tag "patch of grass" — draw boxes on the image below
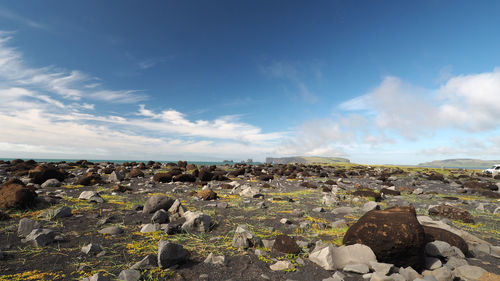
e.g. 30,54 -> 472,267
0,270 -> 66,281
61,184 -> 84,189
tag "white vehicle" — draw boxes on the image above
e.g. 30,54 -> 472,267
483,164 -> 500,174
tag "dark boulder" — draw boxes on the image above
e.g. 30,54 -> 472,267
352,188 -> 382,202
198,170 -> 214,181
272,234 -> 300,255
76,172 -> 101,186
428,204 -> 474,224
380,188 -> 401,196
129,168 -> 144,178
153,173 -> 172,183
173,173 -> 196,182
28,165 -> 66,185
0,182 -> 37,209
343,206 -> 425,270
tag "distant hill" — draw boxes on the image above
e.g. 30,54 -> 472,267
265,156 -> 350,164
418,159 -> 500,169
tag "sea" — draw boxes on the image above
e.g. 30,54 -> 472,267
0,158 -> 261,166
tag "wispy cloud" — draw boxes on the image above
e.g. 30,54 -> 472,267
261,60 -> 319,104
0,7 -> 47,30
0,31 -> 284,160
0,32 -> 145,103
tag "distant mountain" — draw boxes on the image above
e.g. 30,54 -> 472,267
265,156 -> 350,164
418,159 -> 500,169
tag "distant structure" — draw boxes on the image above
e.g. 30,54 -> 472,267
247,159 -> 253,163
265,156 -> 350,165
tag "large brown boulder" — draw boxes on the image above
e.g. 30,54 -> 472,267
76,172 -> 101,186
153,173 -> 172,183
0,182 -> 37,209
129,168 -> 144,178
423,226 -> 469,256
173,173 -> 196,182
272,234 -> 300,255
28,164 -> 66,185
343,206 -> 425,270
428,204 -> 474,224
352,188 -> 382,202
197,189 -> 217,200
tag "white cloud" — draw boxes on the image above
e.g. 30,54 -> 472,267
0,7 -> 47,30
261,60 -> 319,104
0,32 -> 145,103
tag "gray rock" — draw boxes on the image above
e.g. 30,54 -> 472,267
331,219 -> 347,228
332,206 -> 354,215
490,245 -> 500,258
369,272 -> 391,281
79,191 -> 104,203
18,218 -> 41,238
204,252 -> 226,265
118,269 -> 141,281
239,185 -> 262,198
270,260 -> 295,271
232,225 -> 263,249
157,240 -> 190,269
425,257 -> 442,270
256,201 -> 268,209
151,209 -> 169,224
140,223 -> 161,233
42,206 -> 72,220
143,195 -> 174,214
445,257 -> 468,270
99,226 -> 124,235
130,254 -> 157,270
425,241 -> 454,257
399,266 -> 421,281
41,178 -> 61,188
167,199 -> 186,216
262,239 -> 275,248
322,195 -> 338,205
109,171 -> 125,182
22,228 -> 55,247
388,273 -> 406,281
428,266 -> 453,281
344,263 -> 370,274
309,244 -> 336,270
82,243 -> 102,255
331,244 -> 377,270
280,218 -> 292,224
369,261 -> 393,275
452,265 -> 487,281
362,201 -> 380,212
313,207 -> 325,213
413,188 -> 424,195
181,211 -> 211,232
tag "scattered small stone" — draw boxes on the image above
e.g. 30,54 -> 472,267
313,207 -> 325,212
130,254 -> 157,270
399,266 -> 421,281
82,243 -> 102,255
118,269 -> 140,281
362,201 -> 380,212
22,228 -> 55,247
425,257 -> 442,270
80,272 -> 110,281
332,206 -> 354,215
41,206 -> 72,219
270,260 -> 295,271
140,223 -> 161,233
41,178 -> 61,188
157,240 -> 190,269
232,225 -> 263,249
18,218 -> 41,238
204,252 -> 226,265
181,211 -> 211,232
79,191 -> 104,203
272,234 -> 300,255
99,226 -> 124,235
452,265 -> 487,281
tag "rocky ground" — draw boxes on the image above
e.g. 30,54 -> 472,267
0,159 -> 499,281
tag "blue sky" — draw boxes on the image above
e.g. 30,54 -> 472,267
1,1 -> 500,164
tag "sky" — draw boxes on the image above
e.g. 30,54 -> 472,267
1,0 -> 500,164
